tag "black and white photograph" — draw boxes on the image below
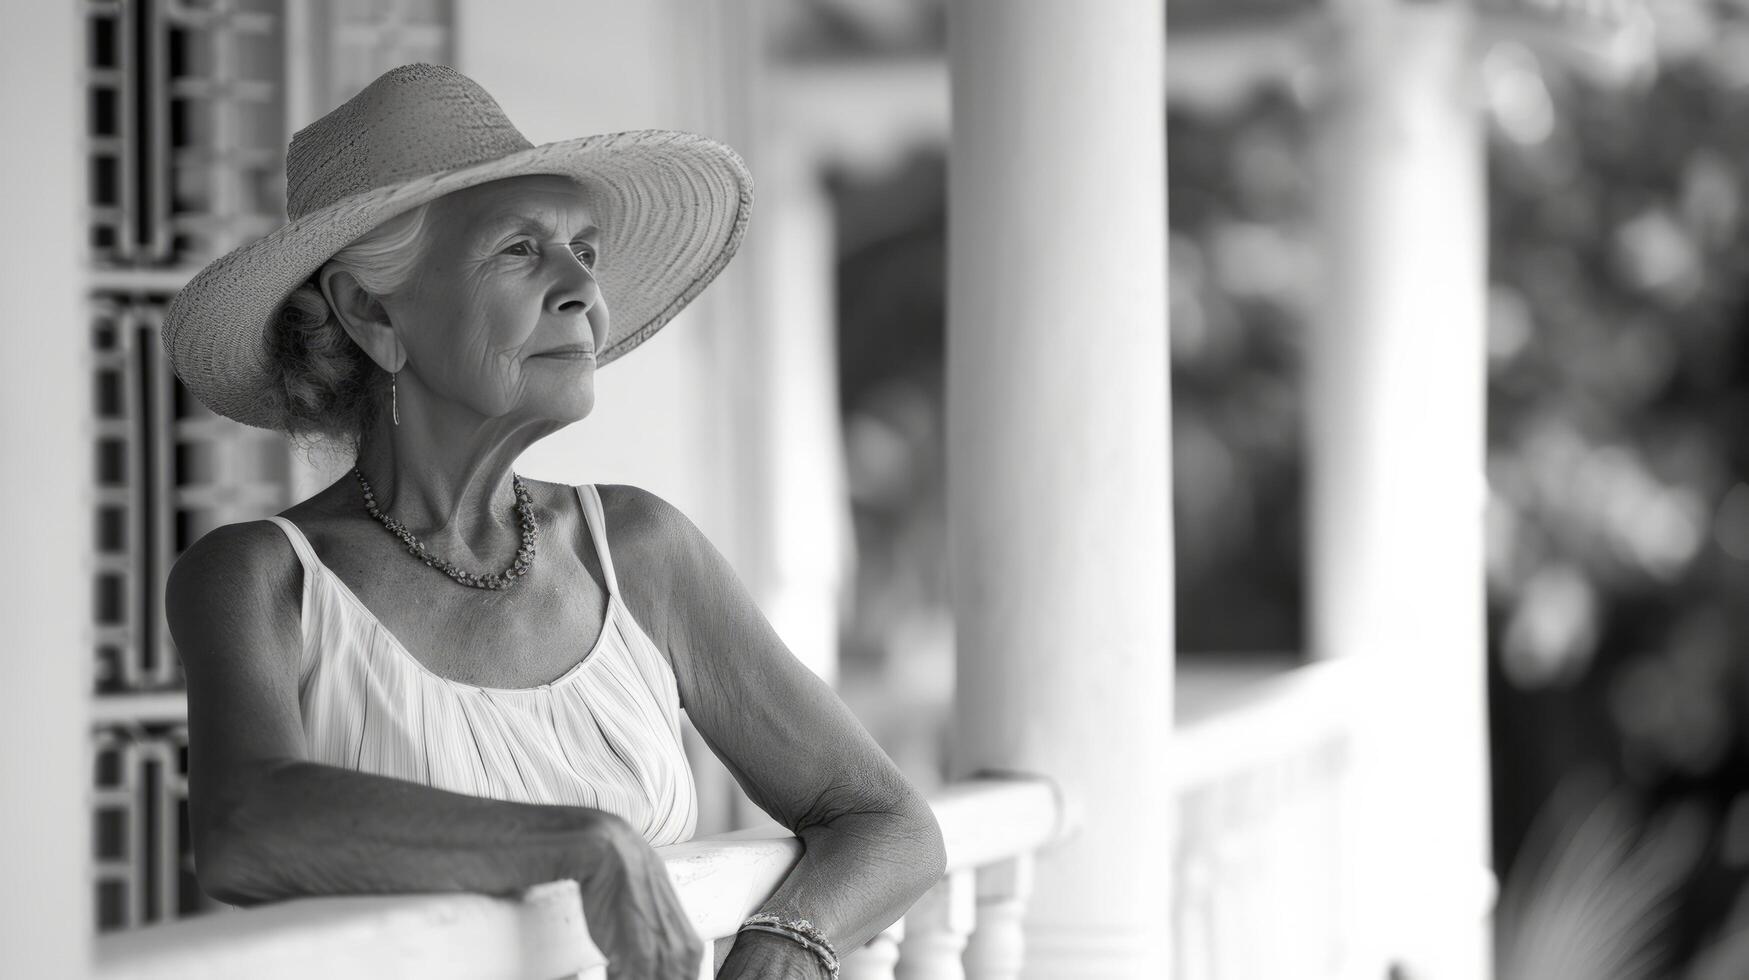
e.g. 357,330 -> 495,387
4,1 -> 1749,978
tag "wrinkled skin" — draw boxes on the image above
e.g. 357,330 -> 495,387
577,815 -> 704,979
717,928 -> 833,979
322,172 -> 610,445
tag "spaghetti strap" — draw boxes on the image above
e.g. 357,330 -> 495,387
263,515 -> 320,576
574,484 -> 621,598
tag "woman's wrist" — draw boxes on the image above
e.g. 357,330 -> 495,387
555,807 -> 635,881
729,927 -> 835,979
737,912 -> 840,979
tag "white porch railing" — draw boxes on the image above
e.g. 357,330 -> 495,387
94,661 -> 1493,979
1172,656 -> 1362,980
1172,654 -> 1497,980
94,776 -> 1063,980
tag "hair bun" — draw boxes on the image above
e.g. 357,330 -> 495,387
267,281 -> 381,442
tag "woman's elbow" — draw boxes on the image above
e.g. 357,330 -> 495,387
190,768 -> 295,906
194,824 -> 274,907
911,805 -> 948,890
870,791 -> 945,904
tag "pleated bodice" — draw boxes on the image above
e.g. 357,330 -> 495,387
263,483 -> 697,846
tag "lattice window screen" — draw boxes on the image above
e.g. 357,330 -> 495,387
91,294 -> 183,696
84,0 -> 450,932
91,722 -> 194,931
328,0 -> 453,98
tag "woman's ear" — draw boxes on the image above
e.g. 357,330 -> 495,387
318,267 -> 404,373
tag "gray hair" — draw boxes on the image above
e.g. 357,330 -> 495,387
265,203 -> 433,446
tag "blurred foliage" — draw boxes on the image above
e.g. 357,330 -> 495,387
1168,89 -> 1312,654
770,0 -> 944,59
831,152 -> 953,784
1496,773 -> 1708,980
1485,50 -> 1749,973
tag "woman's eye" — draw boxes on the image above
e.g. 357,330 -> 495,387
571,244 -> 597,267
504,240 -> 535,256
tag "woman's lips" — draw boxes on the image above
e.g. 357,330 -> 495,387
533,346 -> 596,360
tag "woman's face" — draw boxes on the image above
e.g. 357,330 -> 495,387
383,174 -> 609,426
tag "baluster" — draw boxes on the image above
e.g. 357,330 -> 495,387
697,937 -> 717,980
842,922 -> 904,980
1176,842 -> 1216,980
963,856 -> 1033,980
897,869 -> 974,979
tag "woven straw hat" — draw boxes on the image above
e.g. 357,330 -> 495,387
162,63 -> 753,429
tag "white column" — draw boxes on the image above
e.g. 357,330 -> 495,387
745,145 -> 850,685
947,2 -> 1173,976
1308,1 -> 1492,976
0,4 -> 90,978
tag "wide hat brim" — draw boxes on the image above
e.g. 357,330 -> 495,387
162,129 -> 752,430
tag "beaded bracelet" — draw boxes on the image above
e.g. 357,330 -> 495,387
737,912 -> 841,979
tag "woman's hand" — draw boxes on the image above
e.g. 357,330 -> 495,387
573,812 -> 703,979
716,929 -> 833,980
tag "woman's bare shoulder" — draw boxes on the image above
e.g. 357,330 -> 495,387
588,484 -> 719,605
166,518 -> 311,783
164,518 -> 303,640
592,483 -> 686,542
591,483 -> 726,570
172,519 -> 298,579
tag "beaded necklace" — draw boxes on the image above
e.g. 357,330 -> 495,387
353,465 -> 537,591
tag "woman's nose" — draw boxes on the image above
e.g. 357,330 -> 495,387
547,246 -> 599,316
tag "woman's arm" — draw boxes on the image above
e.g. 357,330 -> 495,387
606,487 -> 948,961
166,522 -> 701,978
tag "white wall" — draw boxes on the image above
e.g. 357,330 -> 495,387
0,4 -> 92,976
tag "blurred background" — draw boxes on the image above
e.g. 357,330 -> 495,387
6,0 -> 1749,977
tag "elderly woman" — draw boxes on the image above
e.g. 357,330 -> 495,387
162,64 -> 944,979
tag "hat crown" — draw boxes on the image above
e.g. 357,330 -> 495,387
286,63 -> 534,219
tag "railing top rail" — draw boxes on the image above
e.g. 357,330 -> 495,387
94,880 -> 598,980
94,774 -> 1064,980
664,833 -> 802,939
1170,654 -> 1380,789
933,774 -> 1063,872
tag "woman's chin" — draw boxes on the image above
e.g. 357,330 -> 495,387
542,390 -> 596,425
